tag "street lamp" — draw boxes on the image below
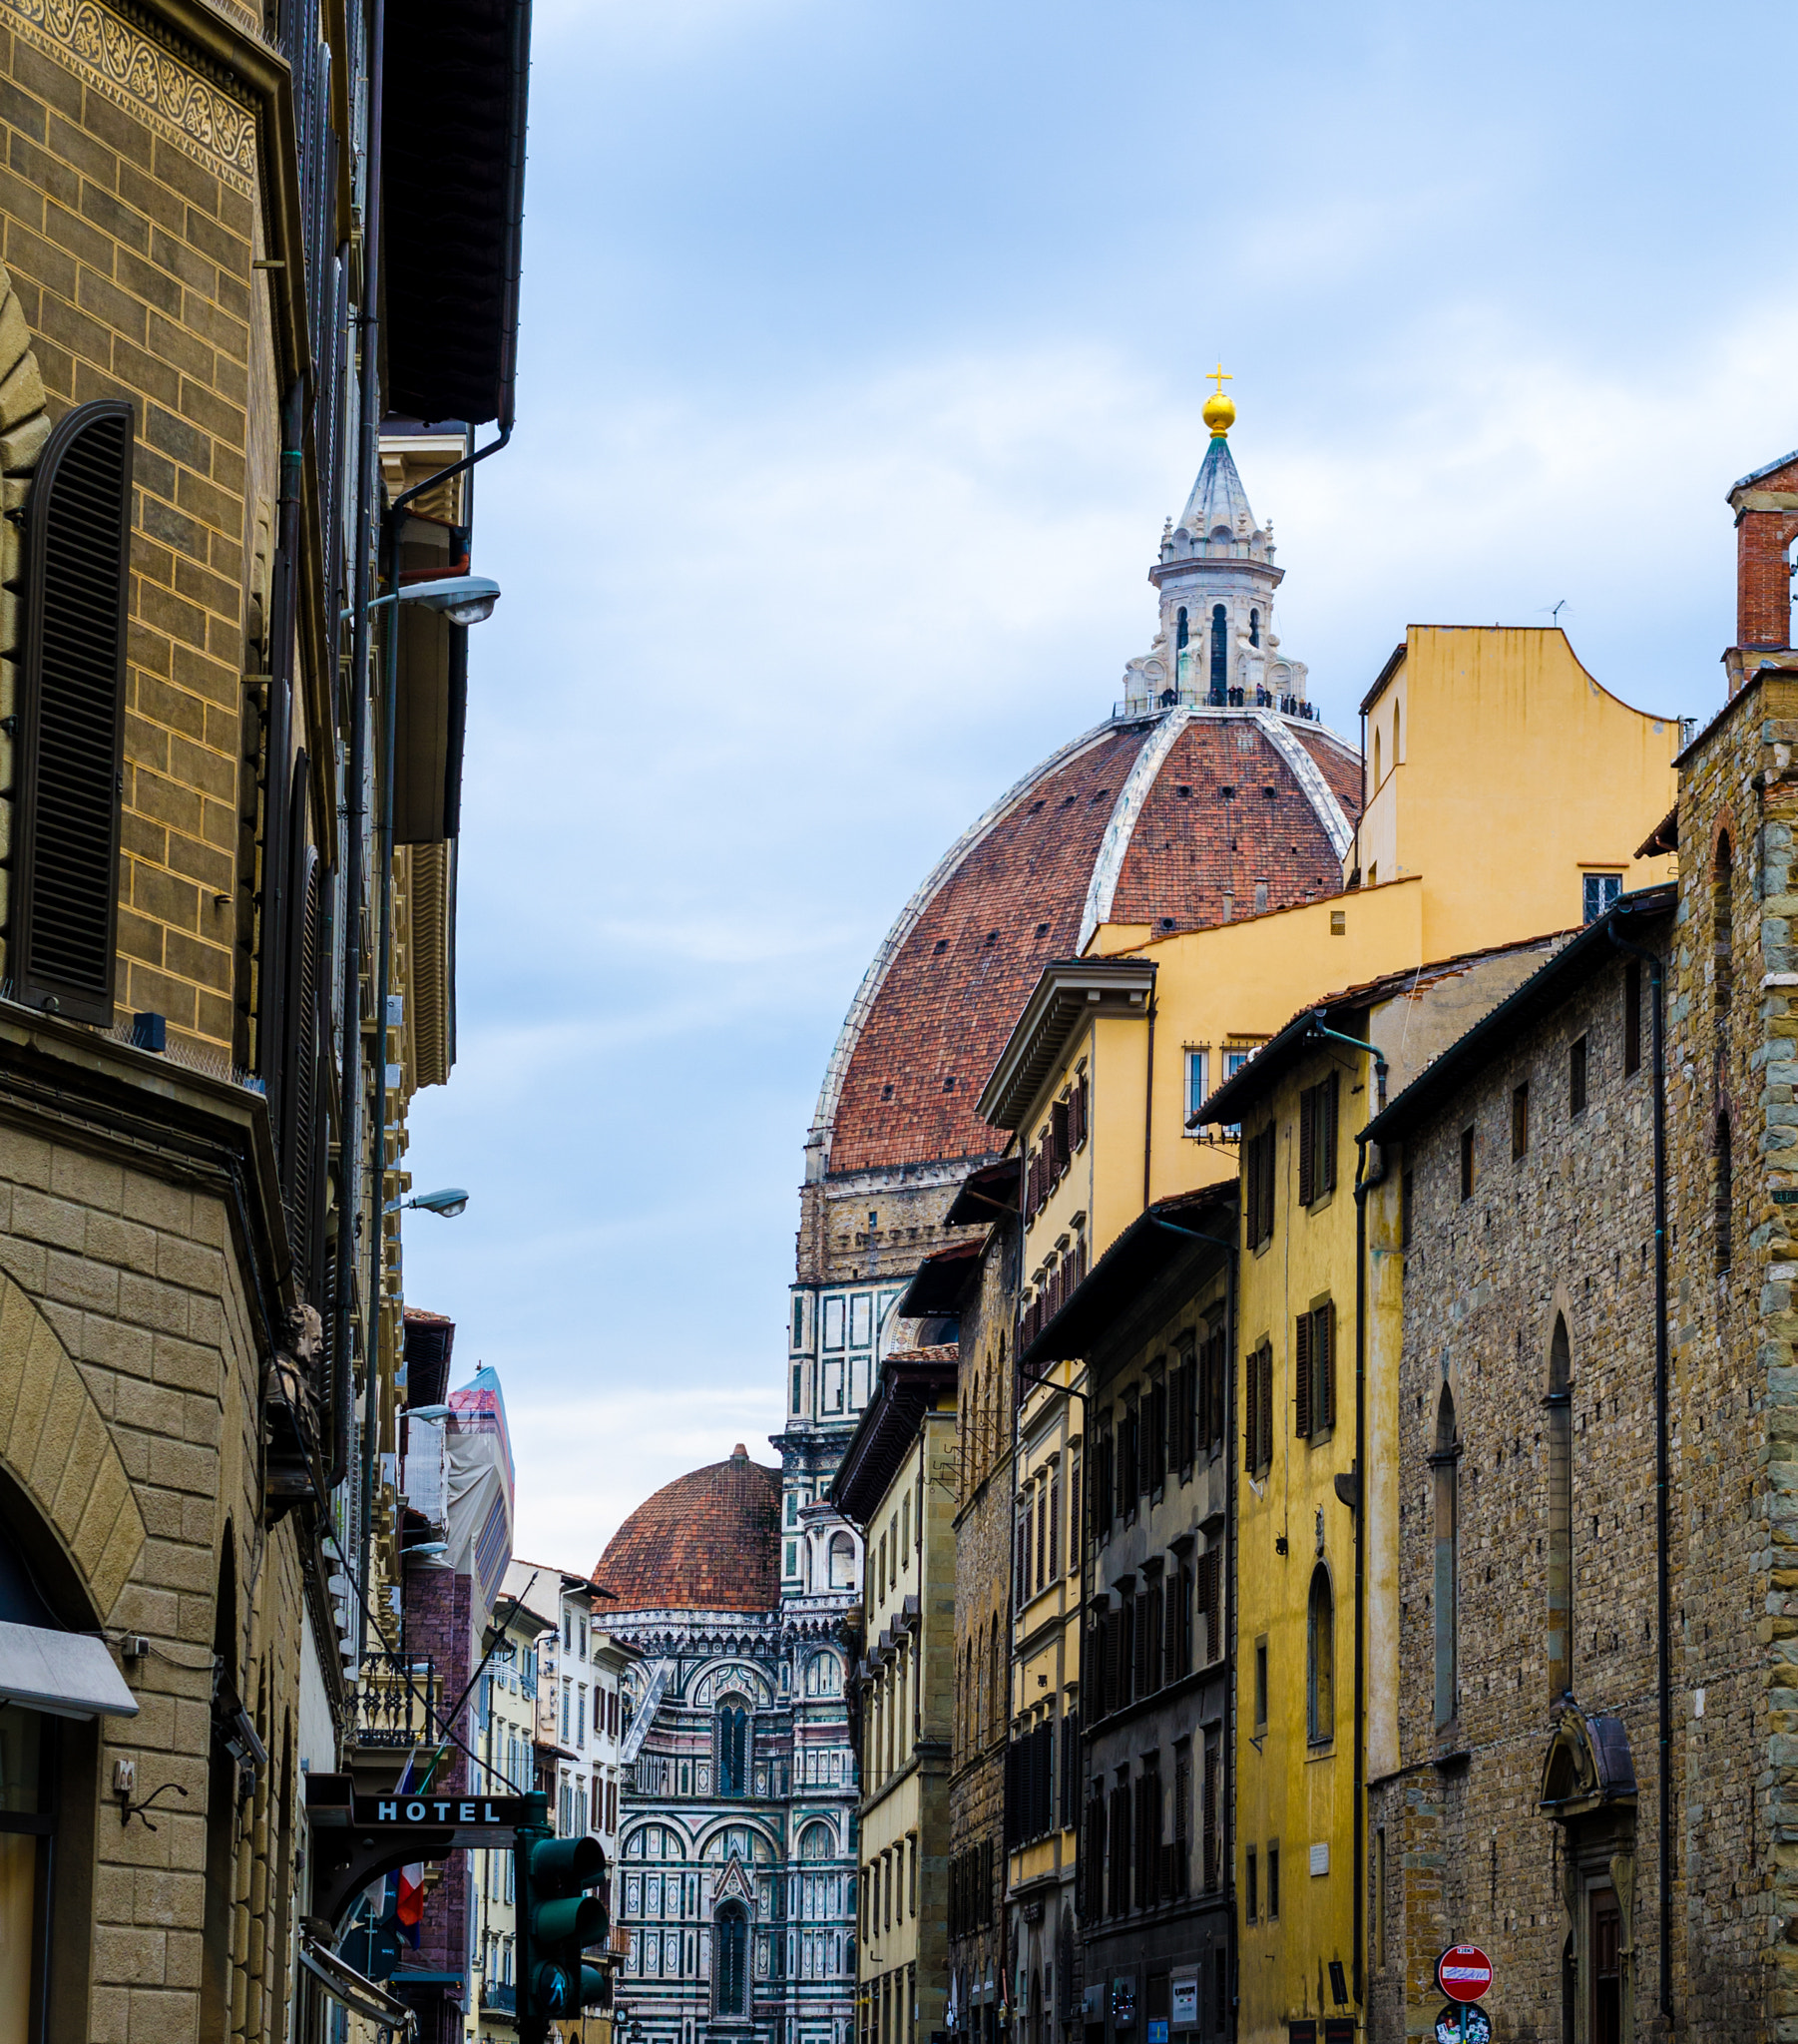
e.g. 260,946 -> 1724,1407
384,1186 -> 470,1218
339,573 -> 502,628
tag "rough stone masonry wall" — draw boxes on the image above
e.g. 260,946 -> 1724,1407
1663,673 -> 1798,2043
0,1100 -> 309,2044
1370,945 -> 1664,2042
952,1219 -> 1019,2029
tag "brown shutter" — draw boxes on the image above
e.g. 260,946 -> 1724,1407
1297,1083 -> 1315,1206
1262,1346 -> 1275,1466
1318,1301 -> 1335,1429
1323,1070 -> 1339,1194
1244,1343 -> 1258,1472
1261,1126 -> 1277,1242
11,400 -> 135,1023
1295,1313 -> 1312,1438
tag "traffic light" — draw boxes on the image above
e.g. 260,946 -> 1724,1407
517,1791 -> 610,2044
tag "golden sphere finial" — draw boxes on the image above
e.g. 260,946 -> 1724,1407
1202,361 -> 1234,437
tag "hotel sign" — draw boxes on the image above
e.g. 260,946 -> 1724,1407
360,1793 -> 526,1827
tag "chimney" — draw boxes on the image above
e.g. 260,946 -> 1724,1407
1729,452 -> 1798,661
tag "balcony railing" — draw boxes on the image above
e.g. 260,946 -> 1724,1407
481,1979 -> 517,2015
351,1654 -> 442,1749
1111,687 -> 1319,723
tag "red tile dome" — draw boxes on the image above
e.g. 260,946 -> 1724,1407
592,1444 -> 780,1613
812,709 -> 1361,1178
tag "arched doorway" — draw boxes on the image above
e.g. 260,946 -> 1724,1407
714,1900 -> 748,2016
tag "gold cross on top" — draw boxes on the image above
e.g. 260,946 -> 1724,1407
1206,362 -> 1232,398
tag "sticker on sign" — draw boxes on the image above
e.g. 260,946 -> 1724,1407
1435,1946 -> 1494,2002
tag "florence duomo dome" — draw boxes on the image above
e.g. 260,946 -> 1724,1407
595,383 -> 1363,2044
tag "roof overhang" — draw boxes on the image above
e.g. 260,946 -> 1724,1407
383,0 -> 533,427
1019,1187 -> 1235,1373
943,1160 -> 1019,1229
977,960 -> 1156,1132
895,1239 -> 984,1319
1636,803 -> 1677,859
1192,1001 -> 1362,1131
1363,886 -> 1675,1147
829,1353 -> 959,1527
1359,641 -> 1408,717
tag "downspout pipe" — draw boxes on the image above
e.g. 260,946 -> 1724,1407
1607,908 -> 1670,2024
346,0 -> 387,1648
1305,1016 -> 1388,2008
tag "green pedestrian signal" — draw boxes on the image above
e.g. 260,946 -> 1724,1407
516,1791 -> 610,2044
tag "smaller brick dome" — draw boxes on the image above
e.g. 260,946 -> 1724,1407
593,1444 -> 780,1614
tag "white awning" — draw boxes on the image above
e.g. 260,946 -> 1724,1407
0,1620 -> 138,1719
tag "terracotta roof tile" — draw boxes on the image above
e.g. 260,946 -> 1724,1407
592,1445 -> 780,1613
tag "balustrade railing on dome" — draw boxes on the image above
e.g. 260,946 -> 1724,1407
1111,687 -> 1319,723
351,1653 -> 442,1749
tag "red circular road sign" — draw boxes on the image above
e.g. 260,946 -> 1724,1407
1436,1947 -> 1494,2003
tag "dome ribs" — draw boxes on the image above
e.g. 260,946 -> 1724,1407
827,732 -> 1142,1175
1107,722 -> 1347,931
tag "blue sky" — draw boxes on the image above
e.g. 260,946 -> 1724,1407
402,0 -> 1798,1569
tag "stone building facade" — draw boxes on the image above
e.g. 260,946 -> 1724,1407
0,0 -> 533,2031
1361,895 -> 1674,2041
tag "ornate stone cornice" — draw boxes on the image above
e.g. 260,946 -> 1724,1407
1,0 -> 256,193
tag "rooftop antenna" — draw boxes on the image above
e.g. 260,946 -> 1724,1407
1537,600 -> 1570,626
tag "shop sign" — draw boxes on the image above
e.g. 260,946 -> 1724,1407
1169,1974 -> 1198,2031
1112,1979 -> 1136,2028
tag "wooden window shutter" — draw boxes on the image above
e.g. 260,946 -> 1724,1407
11,400 -> 135,1023
1244,1344 -> 1258,1472
1261,1346 -> 1275,1466
281,838 -> 322,1290
1323,1071 -> 1339,1194
1297,1083 -> 1315,1205
1261,1125 -> 1277,1242
1294,1312 -> 1312,1438
1317,1302 -> 1335,1430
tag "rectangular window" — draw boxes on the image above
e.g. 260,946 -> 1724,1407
850,1293 -> 873,1345
1294,1302 -> 1335,1439
1267,1841 -> 1280,1920
1245,1845 -> 1257,1924
1571,1034 -> 1588,1118
823,1296 -> 845,1349
1254,1637 -> 1268,1729
1185,1049 -> 1208,1133
1297,1072 -> 1339,1207
1512,1081 -> 1529,1160
1459,1125 -> 1475,1203
1624,959 -> 1642,1077
1401,1169 -> 1415,1250
1583,871 -> 1621,924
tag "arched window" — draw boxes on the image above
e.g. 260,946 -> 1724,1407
716,1697 -> 748,1798
1175,605 -> 1188,650
1248,608 -> 1260,647
799,1819 -> 834,1860
1306,1566 -> 1334,1744
988,1616 -> 1002,1743
1715,832 -> 1734,1014
1432,1385 -> 1459,1727
12,400 -> 135,1022
1392,700 -> 1401,764
1546,1314 -> 1573,1700
1209,605 -> 1228,698
1716,1111 -> 1733,1274
1373,728 -> 1382,789
714,1902 -> 748,2014
828,1533 -> 855,1590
